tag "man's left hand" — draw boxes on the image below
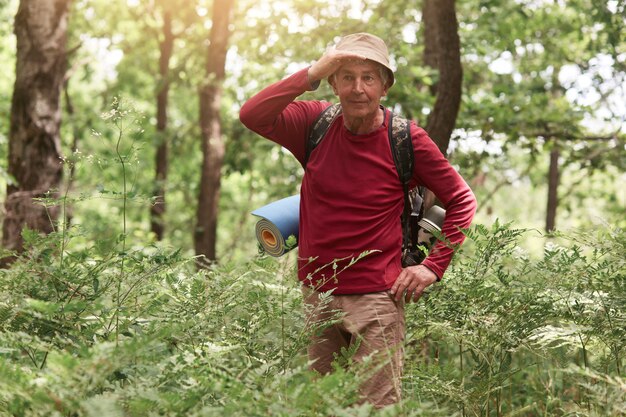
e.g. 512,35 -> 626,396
390,265 -> 438,303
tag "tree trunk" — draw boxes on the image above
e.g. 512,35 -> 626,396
2,0 -> 69,266
194,0 -> 235,265
424,0 -> 463,155
546,143 -> 560,233
150,9 -> 174,241
421,0 -> 463,210
422,0 -> 438,96
545,70 -> 563,234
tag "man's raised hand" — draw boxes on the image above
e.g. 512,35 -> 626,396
307,48 -> 367,86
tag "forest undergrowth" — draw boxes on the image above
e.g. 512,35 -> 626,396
0,218 -> 623,416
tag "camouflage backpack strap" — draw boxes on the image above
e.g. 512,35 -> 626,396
388,113 -> 414,185
304,103 -> 342,168
387,112 -> 417,266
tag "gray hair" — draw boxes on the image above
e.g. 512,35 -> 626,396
378,65 -> 391,87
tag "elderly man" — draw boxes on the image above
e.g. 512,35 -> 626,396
240,33 -> 476,407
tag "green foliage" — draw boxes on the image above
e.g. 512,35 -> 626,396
402,222 -> 625,416
3,0 -> 623,256
0,0 -> 17,183
1,1 -> 625,413
1,218 -> 624,415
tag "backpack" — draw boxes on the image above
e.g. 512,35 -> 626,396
303,103 -> 426,267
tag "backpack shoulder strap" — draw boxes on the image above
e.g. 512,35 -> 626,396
304,103 -> 342,168
387,112 -> 420,264
388,112 -> 414,185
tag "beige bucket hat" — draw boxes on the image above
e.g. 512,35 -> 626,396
334,32 -> 395,86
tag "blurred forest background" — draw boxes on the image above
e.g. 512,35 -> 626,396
0,0 -> 624,416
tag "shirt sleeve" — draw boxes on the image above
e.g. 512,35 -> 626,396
410,123 -> 477,279
239,67 -> 328,165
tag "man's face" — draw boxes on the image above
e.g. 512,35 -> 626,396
330,60 -> 389,122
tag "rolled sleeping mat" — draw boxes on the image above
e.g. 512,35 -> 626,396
251,194 -> 300,256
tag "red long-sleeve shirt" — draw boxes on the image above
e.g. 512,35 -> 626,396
240,68 -> 476,294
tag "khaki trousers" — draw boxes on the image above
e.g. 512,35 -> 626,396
302,286 -> 405,408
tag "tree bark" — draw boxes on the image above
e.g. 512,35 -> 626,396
194,0 -> 235,265
150,9 -> 174,241
2,0 -> 70,266
424,0 -> 463,155
546,143 -> 560,233
422,0 -> 438,96
421,0 -> 463,211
